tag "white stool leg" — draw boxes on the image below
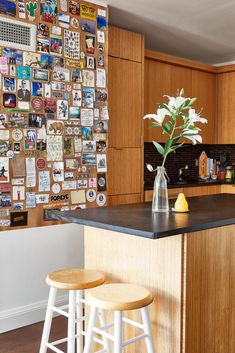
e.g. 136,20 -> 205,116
76,290 -> 83,353
39,287 -> 57,353
83,306 -> 98,353
114,311 -> 123,353
98,309 -> 110,353
67,290 -> 76,353
141,307 -> 155,353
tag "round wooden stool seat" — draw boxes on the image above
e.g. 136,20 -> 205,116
46,268 -> 105,290
86,283 -> 153,311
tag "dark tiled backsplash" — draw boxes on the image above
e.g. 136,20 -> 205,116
144,142 -> 235,187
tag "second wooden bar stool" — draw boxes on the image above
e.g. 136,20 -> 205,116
84,283 -> 155,353
39,268 -> 105,353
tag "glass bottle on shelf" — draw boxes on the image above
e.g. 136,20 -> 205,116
152,166 -> 169,212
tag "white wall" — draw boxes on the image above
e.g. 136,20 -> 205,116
0,223 -> 84,333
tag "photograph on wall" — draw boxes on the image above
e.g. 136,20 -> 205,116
24,129 -> 36,150
58,13 -> 70,28
0,157 -> 9,183
71,69 -> 82,82
53,161 -> 64,182
17,79 -> 30,102
3,93 -> 16,108
41,54 -> 54,69
29,114 -> 46,128
80,19 -> 96,34
82,88 -> 94,108
32,82 -> 43,96
51,81 -> 66,91
0,192 -> 11,207
64,137 -> 74,155
37,38 -> 50,53
97,154 -> 107,172
23,52 -> 41,68
81,126 -> 93,140
69,0 -> 79,15
52,67 -> 70,81
86,56 -> 95,69
85,35 -> 95,54
82,153 -> 96,165
65,158 -> 79,170
82,140 -> 96,153
94,120 -> 107,133
82,70 -> 94,87
45,99 -> 57,113
96,141 -> 106,153
72,90 -> 81,106
57,100 -> 68,119
2,48 -> 23,65
3,77 -> 16,92
40,0 -> 58,24
0,0 -> 17,17
33,69 -> 49,81
17,65 -> 32,80
37,22 -> 50,37
64,30 -> 80,59
50,35 -> 63,56
69,106 -> 80,120
47,120 -> 64,134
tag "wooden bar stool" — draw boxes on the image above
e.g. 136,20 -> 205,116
39,268 -> 105,353
84,283 -> 155,353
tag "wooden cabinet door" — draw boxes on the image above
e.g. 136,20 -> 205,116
170,65 -> 192,97
109,26 -> 143,62
144,59 -> 171,142
108,57 -> 143,148
192,70 -> 216,144
217,72 -> 235,143
107,148 -> 142,195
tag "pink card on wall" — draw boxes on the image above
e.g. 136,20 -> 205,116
0,57 -> 8,75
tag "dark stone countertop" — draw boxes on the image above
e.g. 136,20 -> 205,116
46,194 -> 235,239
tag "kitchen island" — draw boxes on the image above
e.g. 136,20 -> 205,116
48,194 -> 235,353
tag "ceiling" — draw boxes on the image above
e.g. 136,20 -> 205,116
107,0 -> 235,65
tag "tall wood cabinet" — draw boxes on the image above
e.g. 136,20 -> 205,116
108,27 -> 144,205
144,52 -> 216,144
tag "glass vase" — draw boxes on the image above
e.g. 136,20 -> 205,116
152,166 -> 169,212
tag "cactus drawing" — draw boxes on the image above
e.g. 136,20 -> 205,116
26,2 -> 38,20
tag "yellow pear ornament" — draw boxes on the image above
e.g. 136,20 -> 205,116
174,193 -> 189,212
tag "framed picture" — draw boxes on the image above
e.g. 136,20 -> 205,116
33,69 -> 49,82
86,56 -> 95,69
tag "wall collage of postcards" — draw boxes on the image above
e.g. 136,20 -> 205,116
0,0 -> 108,229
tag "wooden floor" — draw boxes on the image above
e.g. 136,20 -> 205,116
0,316 -> 67,353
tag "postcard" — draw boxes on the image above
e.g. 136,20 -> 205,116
26,192 -> 36,208
3,77 -> 16,92
82,127 -> 92,140
97,173 -> 106,191
50,35 -> 63,56
64,30 -> 80,59
53,161 -> 64,182
80,4 -> 96,21
82,70 -> 94,87
3,93 -> 16,108
97,154 -> 107,172
47,120 -> 64,135
45,99 -> 57,113
52,67 -> 70,81
41,54 -> 54,69
80,18 -> 96,34
62,181 -> 76,190
26,158 -> 36,187
72,69 -> 82,82
81,109 -> 93,126
82,140 -> 96,153
40,0 -> 58,24
23,52 -> 41,68
0,0 -> 16,17
82,153 -> 96,165
72,90 -> 81,106
12,186 -> 25,201
33,69 -> 49,81
57,100 -> 68,120
69,107 -> 80,120
29,114 -> 46,128
94,120 -> 107,133
69,0 -> 79,15
96,68 -> 106,88
24,129 -> 36,150
37,23 -> 49,37
38,171 -> 50,192
0,157 -> 9,183
36,194 -> 49,204
65,158 -> 79,170
2,48 -> 23,65
0,57 -> 9,75
12,156 -> 25,177
82,88 -> 94,108
70,190 -> 86,204
85,35 -> 95,54
17,79 -> 30,102
47,135 -> 63,161
0,192 -> 11,207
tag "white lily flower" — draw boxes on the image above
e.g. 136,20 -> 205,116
167,96 -> 188,109
183,128 -> 200,135
146,164 -> 154,172
144,108 -> 168,124
184,134 -> 202,144
188,108 -> 207,124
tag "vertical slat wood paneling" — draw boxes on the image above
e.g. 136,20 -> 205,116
85,226 -> 183,353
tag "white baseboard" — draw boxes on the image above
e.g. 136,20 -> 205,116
0,294 -> 68,333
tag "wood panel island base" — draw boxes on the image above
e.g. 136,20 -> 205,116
47,194 -> 235,353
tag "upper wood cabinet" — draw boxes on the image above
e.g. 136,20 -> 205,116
144,57 -> 216,144
192,70 -> 216,144
108,26 -> 143,62
144,59 -> 171,143
108,56 -> 143,148
217,72 -> 235,144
